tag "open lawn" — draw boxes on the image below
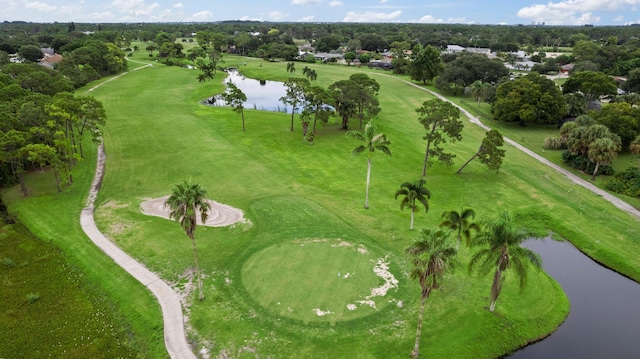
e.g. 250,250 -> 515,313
4,55 -> 639,358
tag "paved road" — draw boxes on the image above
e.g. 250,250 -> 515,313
375,73 -> 640,220
79,118 -> 196,356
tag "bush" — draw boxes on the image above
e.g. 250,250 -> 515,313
543,137 -> 567,150
606,167 -> 640,197
1,257 -> 16,267
562,151 -> 615,176
26,293 -> 40,304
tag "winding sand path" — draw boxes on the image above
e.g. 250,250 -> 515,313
80,154 -> 197,357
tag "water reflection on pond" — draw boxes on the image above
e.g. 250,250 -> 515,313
204,69 -> 292,113
510,237 -> 640,358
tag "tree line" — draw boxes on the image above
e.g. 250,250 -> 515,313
0,63 -> 106,193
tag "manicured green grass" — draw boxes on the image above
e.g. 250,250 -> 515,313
5,55 -> 638,358
0,222 -> 143,358
242,239 -> 386,323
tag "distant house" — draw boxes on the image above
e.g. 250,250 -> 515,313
39,54 -> 63,69
369,58 -> 393,70
465,47 -> 491,56
509,50 -> 527,60
560,63 -> 575,76
313,53 -> 343,62
446,45 -> 466,54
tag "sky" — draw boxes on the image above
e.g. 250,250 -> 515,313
2,0 -> 640,26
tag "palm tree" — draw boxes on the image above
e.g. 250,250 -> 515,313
468,211 -> 541,312
588,136 -> 621,181
286,62 -> 295,73
440,207 -> 480,248
165,179 -> 211,301
406,227 -> 457,358
468,80 -> 492,105
394,179 -> 431,230
346,120 -> 391,209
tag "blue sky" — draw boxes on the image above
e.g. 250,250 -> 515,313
2,0 -> 640,25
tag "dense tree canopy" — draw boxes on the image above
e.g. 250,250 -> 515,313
435,52 -> 509,95
562,71 -> 617,101
591,102 -> 640,148
408,45 -> 443,85
491,73 -> 565,126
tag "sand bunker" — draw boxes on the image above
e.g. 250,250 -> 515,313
140,196 -> 246,227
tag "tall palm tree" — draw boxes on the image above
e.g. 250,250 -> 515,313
406,227 -> 457,358
469,80 -> 492,105
395,179 -> 431,230
346,120 -> 391,209
588,137 -> 620,181
468,211 -> 541,312
165,179 -> 211,301
439,207 -> 480,248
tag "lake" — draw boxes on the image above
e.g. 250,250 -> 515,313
510,237 -> 640,358
204,68 -> 292,113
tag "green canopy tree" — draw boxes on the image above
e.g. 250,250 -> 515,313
346,120 -> 391,209
406,227 -> 457,358
349,73 -> 381,129
165,180 -> 211,301
491,73 -> 565,126
416,99 -> 463,176
439,207 -> 480,248
394,179 -> 431,230
280,77 -> 309,132
468,211 -> 541,312
221,82 -> 248,131
302,85 -> 333,133
409,45 -> 443,85
457,130 -> 506,174
562,71 -> 617,102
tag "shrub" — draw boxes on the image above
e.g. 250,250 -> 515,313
26,293 -> 40,304
543,137 -> 567,150
1,257 -> 16,267
562,151 -> 615,175
606,167 -> 640,197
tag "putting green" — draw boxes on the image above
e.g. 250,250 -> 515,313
241,239 -> 399,323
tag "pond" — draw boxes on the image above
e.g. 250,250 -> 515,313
510,237 -> 640,358
204,68 -> 292,113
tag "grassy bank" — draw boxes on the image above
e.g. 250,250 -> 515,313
0,220 -> 145,358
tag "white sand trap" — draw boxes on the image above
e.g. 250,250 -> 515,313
140,196 -> 246,227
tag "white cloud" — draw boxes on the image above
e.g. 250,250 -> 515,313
298,15 -> 315,21
110,0 -> 160,15
291,0 -> 322,5
269,11 -> 289,20
416,15 -> 444,23
380,0 -> 389,3
614,15 -> 624,21
186,10 -> 213,21
173,2 -> 183,8
516,0 -> 640,25
328,0 -> 343,6
343,10 -> 402,22
25,2 -> 57,12
239,15 -> 264,21
447,17 -> 466,23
